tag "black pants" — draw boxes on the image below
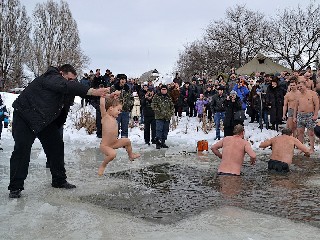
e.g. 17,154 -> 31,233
8,112 -> 67,191
95,107 -> 102,137
144,116 -> 156,143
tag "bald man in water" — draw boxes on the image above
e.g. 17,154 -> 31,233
259,128 -> 310,173
211,124 -> 256,176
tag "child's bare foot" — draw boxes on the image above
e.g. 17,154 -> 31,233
129,153 -> 140,161
98,165 -> 106,176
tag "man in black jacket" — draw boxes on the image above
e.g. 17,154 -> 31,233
8,64 -> 108,198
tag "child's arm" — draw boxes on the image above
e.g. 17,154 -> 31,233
100,97 -> 107,118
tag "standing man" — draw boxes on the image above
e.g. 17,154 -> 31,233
211,124 -> 256,176
210,85 -> 226,140
0,95 -> 9,150
151,84 -> 174,149
293,79 -> 319,153
110,74 -> 133,138
283,78 -> 299,136
8,64 -> 108,198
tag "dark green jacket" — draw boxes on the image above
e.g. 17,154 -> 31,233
110,82 -> 133,112
151,93 -> 174,120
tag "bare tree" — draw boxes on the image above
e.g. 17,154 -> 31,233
27,0 -> 89,77
262,2 -> 320,71
0,0 -> 31,89
205,5 -> 267,69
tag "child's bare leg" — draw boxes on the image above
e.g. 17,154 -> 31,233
98,145 -> 116,176
112,138 -> 140,161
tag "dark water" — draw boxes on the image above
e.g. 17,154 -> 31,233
80,155 -> 320,226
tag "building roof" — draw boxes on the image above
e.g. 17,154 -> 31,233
236,53 -> 292,75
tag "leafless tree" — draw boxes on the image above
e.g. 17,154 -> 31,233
205,5 -> 267,69
262,1 -> 320,71
0,0 -> 31,89
176,5 -> 267,79
27,0 -> 89,77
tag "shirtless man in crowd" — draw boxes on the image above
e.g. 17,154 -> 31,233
259,128 -> 310,173
303,73 -> 315,91
211,124 -> 256,176
293,79 -> 319,153
283,78 -> 299,137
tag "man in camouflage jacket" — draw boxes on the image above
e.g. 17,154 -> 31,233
151,84 -> 174,149
110,74 -> 134,138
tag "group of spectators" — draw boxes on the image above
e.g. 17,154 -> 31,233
79,66 -> 320,150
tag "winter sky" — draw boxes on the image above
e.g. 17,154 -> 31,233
24,0 -> 311,77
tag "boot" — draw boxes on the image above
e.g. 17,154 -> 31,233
161,140 -> 169,148
156,138 -> 162,149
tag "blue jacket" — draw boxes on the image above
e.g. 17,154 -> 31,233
232,84 -> 250,110
0,100 -> 9,125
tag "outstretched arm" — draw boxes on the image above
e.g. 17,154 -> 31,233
100,97 -> 107,118
259,139 -> 272,149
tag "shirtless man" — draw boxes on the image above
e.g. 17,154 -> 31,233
293,79 -> 319,153
283,78 -> 299,136
211,124 -> 256,176
259,128 -> 310,172
303,73 -> 315,91
98,94 -> 140,176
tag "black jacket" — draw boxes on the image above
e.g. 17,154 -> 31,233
12,67 -> 89,133
223,97 -> 243,127
141,96 -> 155,117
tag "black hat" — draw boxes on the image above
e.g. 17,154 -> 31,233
116,74 -> 127,81
217,85 -> 225,90
161,84 -> 168,89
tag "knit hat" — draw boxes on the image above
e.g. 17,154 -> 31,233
230,90 -> 237,96
116,74 -> 127,81
161,84 -> 168,90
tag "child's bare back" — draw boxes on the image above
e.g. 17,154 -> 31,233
98,95 -> 140,176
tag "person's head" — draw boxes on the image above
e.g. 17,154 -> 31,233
160,85 -> 168,94
288,79 -> 297,91
297,76 -> 307,91
59,64 -> 77,80
271,77 -> 278,88
117,74 -> 127,86
230,74 -> 236,81
199,93 -> 204,99
105,97 -> 122,118
230,90 -> 237,99
282,128 -> 293,136
218,85 -> 225,95
233,124 -> 244,137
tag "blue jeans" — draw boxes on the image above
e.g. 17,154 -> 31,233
117,111 -> 130,138
156,119 -> 170,141
214,112 -> 225,138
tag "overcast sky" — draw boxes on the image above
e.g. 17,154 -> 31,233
24,0 -> 310,77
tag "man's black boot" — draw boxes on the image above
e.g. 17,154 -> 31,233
161,141 -> 169,148
9,190 -> 22,198
156,138 -> 162,149
52,181 -> 76,189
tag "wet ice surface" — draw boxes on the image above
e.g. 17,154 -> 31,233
1,140 -> 320,239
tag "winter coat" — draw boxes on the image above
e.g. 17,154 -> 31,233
151,93 -> 174,120
169,88 -> 182,106
80,77 -> 90,87
195,99 -> 209,115
110,82 -> 134,112
180,85 -> 196,105
210,93 -> 227,113
266,85 -> 285,124
232,84 -> 250,110
131,96 -> 141,118
223,97 -> 243,127
141,95 -> 155,118
12,67 -> 89,134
